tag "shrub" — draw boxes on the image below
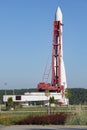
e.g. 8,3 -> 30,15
16,113 -> 68,125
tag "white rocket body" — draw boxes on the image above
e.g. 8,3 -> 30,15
54,7 -> 67,89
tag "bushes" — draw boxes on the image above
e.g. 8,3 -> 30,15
16,113 -> 68,125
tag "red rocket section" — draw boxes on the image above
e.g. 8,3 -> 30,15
37,20 -> 64,93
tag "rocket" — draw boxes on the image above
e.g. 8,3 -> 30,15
52,7 -> 67,93
37,7 -> 67,96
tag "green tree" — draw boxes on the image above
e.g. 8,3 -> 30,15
65,88 -> 71,106
65,88 -> 71,98
7,97 -> 13,109
49,96 -> 55,104
49,96 -> 58,114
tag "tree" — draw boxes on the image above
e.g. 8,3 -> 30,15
49,96 -> 59,113
65,88 -> 71,106
7,97 -> 13,109
65,88 -> 71,98
49,96 -> 55,105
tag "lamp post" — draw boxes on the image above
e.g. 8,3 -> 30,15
4,82 -> 7,108
4,82 -> 7,95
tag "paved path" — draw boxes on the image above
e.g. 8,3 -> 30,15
0,125 -> 87,130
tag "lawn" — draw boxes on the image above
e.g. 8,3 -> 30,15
0,105 -> 87,125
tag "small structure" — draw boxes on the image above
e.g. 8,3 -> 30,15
3,92 -> 68,106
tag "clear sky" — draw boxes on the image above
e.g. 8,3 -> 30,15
0,0 -> 87,89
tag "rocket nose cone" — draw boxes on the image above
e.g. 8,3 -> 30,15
55,7 -> 62,22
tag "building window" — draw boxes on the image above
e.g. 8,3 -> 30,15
16,96 -> 21,100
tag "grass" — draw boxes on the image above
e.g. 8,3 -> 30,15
0,105 -> 87,125
65,112 -> 87,125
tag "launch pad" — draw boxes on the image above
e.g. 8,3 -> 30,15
37,7 -> 67,103
3,7 -> 68,105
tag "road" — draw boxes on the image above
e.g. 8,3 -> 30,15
0,125 -> 87,130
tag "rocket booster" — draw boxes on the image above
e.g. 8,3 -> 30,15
37,7 -> 67,96
52,7 -> 67,90
55,7 -> 63,56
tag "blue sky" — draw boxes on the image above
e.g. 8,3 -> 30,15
0,0 -> 87,89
